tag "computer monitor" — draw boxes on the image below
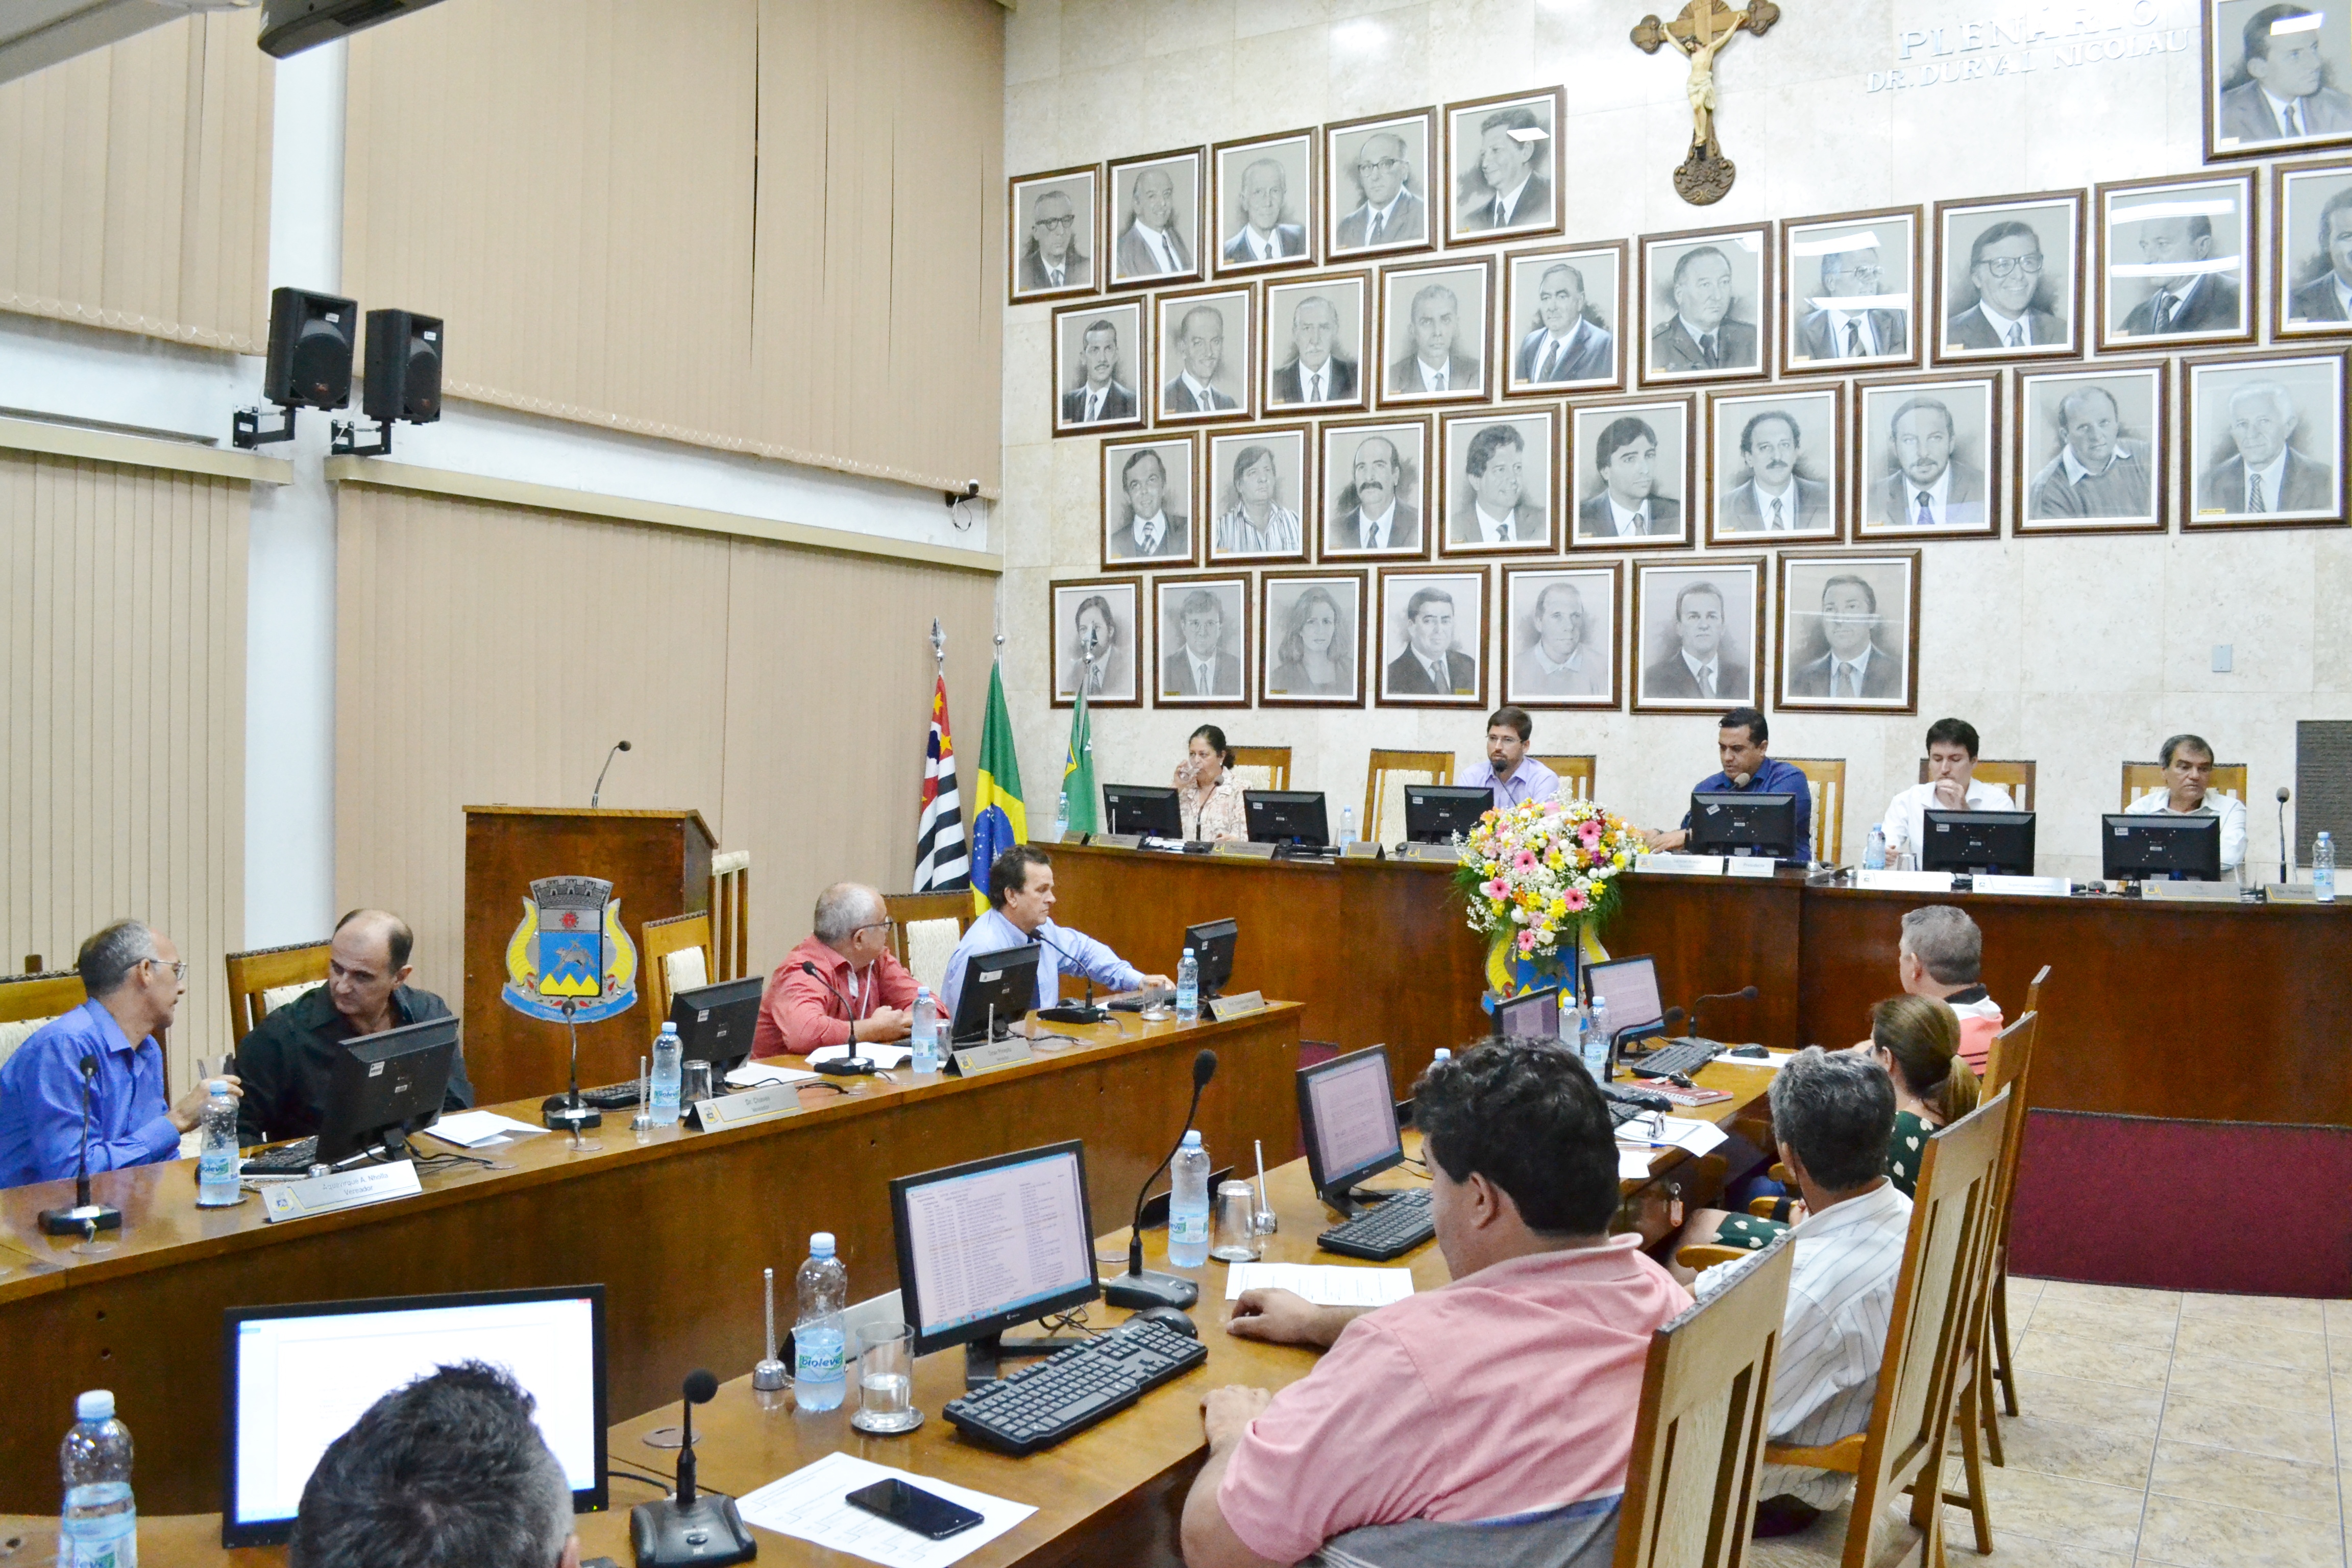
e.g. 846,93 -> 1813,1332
1403,784 -> 1492,844
1184,917 -> 1237,997
1295,1045 -> 1404,1219
1492,984 -> 1561,1039
1921,808 -> 2037,875
1243,789 -> 1330,847
1101,783 -> 1182,839
889,1140 -> 1097,1385
947,942 -> 1041,1045
667,974 -> 764,1073
314,1016 -> 459,1163
222,1285 -> 608,1548
1686,791 -> 1800,861
1583,955 -> 1667,1048
2102,813 -> 2222,881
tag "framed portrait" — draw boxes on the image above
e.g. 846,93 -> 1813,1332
2206,0 -> 2352,160
1779,207 -> 1921,374
1442,88 -> 1565,247
1106,147 -> 1205,289
1205,424 -> 1314,564
2181,348 -> 2349,530
2097,173 -> 2257,352
1500,563 -> 1622,709
1154,285 -> 1256,425
1259,570 -> 1368,707
1773,551 -> 1921,714
1099,433 -> 1198,570
1319,416 -> 1432,560
1706,385 -> 1844,546
1638,224 -> 1772,386
1051,299 -> 1145,437
1503,242 -> 1626,396
1375,565 -> 1488,707
1439,406 -> 1559,556
1009,165 -> 1100,304
2270,156 -> 2352,336
1211,129 -> 1318,277
1152,574 -> 1253,708
1630,557 -> 1765,715
1852,373 -> 2002,540
1051,575 -> 1142,709
2013,361 -> 2168,535
1377,257 -> 1493,407
1324,107 -> 1437,261
1568,396 -> 1694,550
1933,191 -> 2084,363
1262,272 -> 1371,413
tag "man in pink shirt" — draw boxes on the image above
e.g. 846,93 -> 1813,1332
1180,1040 -> 1691,1568
748,883 -> 917,1058
1897,904 -> 2003,1072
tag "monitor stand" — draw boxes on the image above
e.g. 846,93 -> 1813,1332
962,1329 -> 1067,1390
1320,1182 -> 1402,1221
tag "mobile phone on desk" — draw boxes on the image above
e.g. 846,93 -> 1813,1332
844,1477 -> 984,1539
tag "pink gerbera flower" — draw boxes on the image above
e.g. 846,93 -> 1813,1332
1512,849 -> 1538,872
1517,929 -> 1540,952
1561,887 -> 1590,912
1485,878 -> 1509,899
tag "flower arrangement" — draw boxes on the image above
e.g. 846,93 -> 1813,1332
1453,796 -> 1648,968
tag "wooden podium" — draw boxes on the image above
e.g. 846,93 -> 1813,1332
462,806 -> 717,1105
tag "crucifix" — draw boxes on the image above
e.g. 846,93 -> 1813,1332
1632,0 -> 1781,205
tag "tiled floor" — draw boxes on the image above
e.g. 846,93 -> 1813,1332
1943,1276 -> 2349,1567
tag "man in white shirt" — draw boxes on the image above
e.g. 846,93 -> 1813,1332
1059,320 -> 1136,425
1163,305 -> 1240,416
1107,449 -> 1190,561
1519,580 -> 1606,696
1882,717 -> 2013,860
1456,106 -> 1551,233
1575,416 -> 1682,538
2124,732 -> 2248,876
1793,243 -> 1906,362
1220,158 -> 1307,264
1451,424 -> 1544,544
2196,381 -> 2336,516
1944,222 -> 2062,351
1116,166 -> 1193,281
1269,296 -> 1358,407
1333,435 -> 1420,550
1163,589 -> 1242,698
1387,283 -> 1481,396
1513,263 -> 1612,386
1462,706 -> 1561,810
1334,133 -> 1427,249
1869,397 -> 1988,530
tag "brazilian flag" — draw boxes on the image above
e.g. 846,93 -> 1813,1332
1062,689 -> 1099,835
970,658 -> 1028,913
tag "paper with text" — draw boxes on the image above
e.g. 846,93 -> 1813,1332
734,1450 -> 1034,1568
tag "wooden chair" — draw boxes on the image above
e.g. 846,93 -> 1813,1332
1364,748 -> 1455,844
884,891 -> 974,998
1982,970 -> 2047,1430
1227,746 -> 1291,791
224,939 -> 332,1045
1533,754 -> 1597,802
1784,757 -> 1848,865
709,850 -> 750,982
641,912 -> 714,1028
1918,757 -> 2036,811
0,968 -> 87,1070
2120,760 -> 2247,811
1614,1232 -> 1796,1568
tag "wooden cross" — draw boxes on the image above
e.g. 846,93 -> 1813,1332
1632,0 -> 1781,204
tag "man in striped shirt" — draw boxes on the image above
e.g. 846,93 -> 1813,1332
1693,1047 -> 1911,1535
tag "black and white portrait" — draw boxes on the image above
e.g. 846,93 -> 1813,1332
1707,386 -> 1843,545
2015,364 -> 2167,534
1052,576 -> 1141,708
1107,148 -> 1205,288
2098,175 -> 2256,351
1379,259 -> 1492,406
1320,418 -> 1431,559
1443,89 -> 1564,247
1259,571 -> 1367,706
1775,552 -> 1920,713
1781,208 -> 1919,373
1010,165 -> 1099,304
2272,158 -> 2352,334
1640,225 -> 1770,385
1439,409 -> 1557,555
1264,273 -> 1369,412
1570,397 -> 1693,549
1325,108 -> 1436,260
1854,375 -> 2001,538
1100,434 -> 1196,569
1630,558 -> 1762,714
2208,0 -> 2352,158
1504,243 -> 1624,395
1376,567 -> 1487,707
1154,286 -> 1255,424
1154,576 -> 1251,706
1207,425 -> 1312,564
1213,130 -> 1316,276
1935,192 -> 2083,362
1052,300 -> 1144,436
1501,564 -> 1620,708
2184,351 -> 2347,528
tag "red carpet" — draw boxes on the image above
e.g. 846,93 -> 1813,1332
2008,1110 -> 2352,1298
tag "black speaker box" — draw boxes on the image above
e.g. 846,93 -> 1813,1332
262,286 -> 357,409
362,309 -> 444,424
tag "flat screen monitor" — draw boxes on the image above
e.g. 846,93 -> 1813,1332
222,1285 -> 607,1548
889,1140 -> 1098,1360
667,975 -> 764,1073
1921,808 -> 2037,875
2102,813 -> 2222,881
1101,784 -> 1182,839
1492,984 -> 1561,1039
1403,784 -> 1492,844
1185,917 -> 1237,997
947,943 -> 1040,1045
315,1015 -> 458,1163
1687,791 -> 1799,861
1295,1045 -> 1404,1215
1243,789 -> 1330,847
1583,955 -> 1667,1046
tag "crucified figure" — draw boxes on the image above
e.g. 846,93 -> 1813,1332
1632,0 -> 1780,200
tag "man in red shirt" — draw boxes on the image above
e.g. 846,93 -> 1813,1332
749,883 -> 918,1058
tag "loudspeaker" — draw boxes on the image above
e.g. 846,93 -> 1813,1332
262,287 -> 357,410
362,310 -> 444,424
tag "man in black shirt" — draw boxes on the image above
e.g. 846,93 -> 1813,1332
234,909 -> 472,1145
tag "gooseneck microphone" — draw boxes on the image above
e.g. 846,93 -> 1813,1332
1687,985 -> 1760,1039
2277,786 -> 2292,885
40,1056 -> 124,1236
630,1369 -> 753,1568
590,739 -> 632,808
1105,1048 -> 1217,1310
801,961 -> 878,1077
1034,928 -> 1110,1025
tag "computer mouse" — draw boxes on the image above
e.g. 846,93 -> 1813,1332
1131,1305 -> 1198,1338
1730,1044 -> 1770,1059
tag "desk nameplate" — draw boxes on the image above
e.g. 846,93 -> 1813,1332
950,1037 -> 1036,1075
1725,856 -> 1778,878
1208,990 -> 1267,1021
1391,842 -> 1461,864
1969,873 -> 2072,898
1852,868 -> 1956,892
1635,853 -> 1726,876
695,1083 -> 804,1131
2140,879 -> 2245,902
1341,840 -> 1383,859
1091,832 -> 1143,851
260,1161 -> 424,1223
1216,841 -> 1278,859
2265,884 -> 2340,904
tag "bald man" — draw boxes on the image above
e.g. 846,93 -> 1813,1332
751,883 -> 918,1058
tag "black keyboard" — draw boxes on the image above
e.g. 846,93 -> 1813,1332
240,1137 -> 318,1175
942,1318 -> 1206,1455
1598,1080 -> 1674,1114
573,1082 -> 643,1110
1626,1038 -> 1724,1080
1316,1186 -> 1436,1261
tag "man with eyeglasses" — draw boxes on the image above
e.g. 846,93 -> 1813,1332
1794,243 -> 1906,362
1018,189 -> 1091,292
751,883 -> 916,1058
0,918 -> 239,1187
1335,132 -> 1427,249
1946,220 -> 2063,351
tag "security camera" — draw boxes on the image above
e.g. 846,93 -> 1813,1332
964,480 -> 982,498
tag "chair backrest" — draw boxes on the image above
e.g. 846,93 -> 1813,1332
1782,757 -> 1847,864
884,892 -> 974,997
2120,761 -> 2247,812
224,939 -> 332,1045
708,849 -> 750,982
1228,746 -> 1291,792
641,912 -> 714,1028
0,968 -> 87,1070
1919,757 -> 2036,812
1532,754 -> 1597,803
2020,962 -> 2050,1028
1614,1233 -> 1795,1568
1365,748 -> 1455,844
1983,1005 -> 2043,1273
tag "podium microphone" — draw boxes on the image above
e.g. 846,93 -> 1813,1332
589,739 -> 631,808
1687,985 -> 1759,1039
1035,929 -> 1109,1025
2277,787 -> 2292,885
630,1369 -> 753,1568
1105,1048 -> 1217,1310
40,1057 -> 124,1236
801,962 -> 878,1076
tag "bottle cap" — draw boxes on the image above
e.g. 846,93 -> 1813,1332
1183,947 -> 1195,957
660,1022 -> 679,1036
1432,1048 -> 1452,1062
1180,1129 -> 1202,1147
208,1079 -> 229,1094
810,1232 -> 837,1257
916,987 -> 930,999
76,1390 -> 114,1422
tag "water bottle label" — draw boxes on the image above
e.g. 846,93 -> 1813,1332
795,1333 -> 845,1383
61,1525 -> 136,1568
1170,1212 -> 1209,1245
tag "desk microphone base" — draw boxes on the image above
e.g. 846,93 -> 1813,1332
812,1057 -> 877,1077
1038,1003 -> 1109,1025
543,1096 -> 603,1132
39,1201 -> 122,1237
1102,1267 -> 1199,1312
630,1494 -> 755,1568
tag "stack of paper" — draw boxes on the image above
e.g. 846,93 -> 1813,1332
809,1042 -> 914,1069
725,1059 -> 822,1088
1222,1262 -> 1415,1306
422,1111 -> 546,1148
735,1451 -> 1034,1568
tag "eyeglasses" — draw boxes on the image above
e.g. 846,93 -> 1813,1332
851,921 -> 892,937
146,958 -> 187,981
1835,264 -> 1885,282
1032,215 -> 1076,232
1975,253 -> 2044,279
1354,157 -> 1406,176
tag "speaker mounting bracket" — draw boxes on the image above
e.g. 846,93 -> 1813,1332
231,406 -> 298,450
330,419 -> 393,458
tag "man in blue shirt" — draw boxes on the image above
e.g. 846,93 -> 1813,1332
1645,706 -> 1814,860
0,920 -> 239,1188
1461,706 -> 1562,812
941,846 -> 1173,1025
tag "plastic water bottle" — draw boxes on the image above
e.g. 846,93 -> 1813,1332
1054,790 -> 1070,840
793,1232 -> 848,1411
1175,947 -> 1199,1023
909,988 -> 940,1073
1168,1132 -> 1211,1268
59,1390 -> 135,1568
1864,823 -> 1888,871
1588,997 -> 1611,1071
2316,831 -> 2337,903
1432,1047 -> 1453,1065
1340,807 -> 1356,847
649,1023 -> 682,1126
195,1082 -> 239,1208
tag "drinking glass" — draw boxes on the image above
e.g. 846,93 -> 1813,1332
1211,1179 -> 1261,1262
849,1322 -> 922,1434
681,1060 -> 715,1110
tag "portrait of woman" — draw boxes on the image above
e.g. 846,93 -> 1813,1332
1171,724 -> 1248,842
1208,429 -> 1309,560
1260,572 -> 1366,706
